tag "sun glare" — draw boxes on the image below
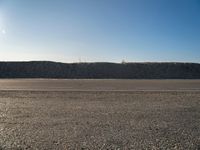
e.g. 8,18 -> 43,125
1,29 -> 6,34
0,12 -> 6,35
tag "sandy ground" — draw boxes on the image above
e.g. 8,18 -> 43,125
0,80 -> 199,149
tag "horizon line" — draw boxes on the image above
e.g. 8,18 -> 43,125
0,60 -> 199,64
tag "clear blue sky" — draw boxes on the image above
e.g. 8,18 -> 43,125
0,0 -> 199,62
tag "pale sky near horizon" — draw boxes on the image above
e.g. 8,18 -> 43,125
0,0 -> 200,63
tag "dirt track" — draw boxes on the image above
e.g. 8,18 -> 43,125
0,80 -> 199,149
0,79 -> 199,91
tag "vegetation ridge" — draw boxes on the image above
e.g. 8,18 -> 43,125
0,61 -> 199,79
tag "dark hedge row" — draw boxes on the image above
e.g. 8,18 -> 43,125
0,61 -> 199,79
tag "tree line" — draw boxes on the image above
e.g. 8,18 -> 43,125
0,61 -> 199,79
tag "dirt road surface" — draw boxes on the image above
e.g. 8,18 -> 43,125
0,80 -> 199,149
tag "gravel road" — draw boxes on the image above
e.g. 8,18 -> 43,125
0,80 -> 199,149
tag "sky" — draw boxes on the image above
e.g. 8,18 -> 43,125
0,0 -> 199,63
